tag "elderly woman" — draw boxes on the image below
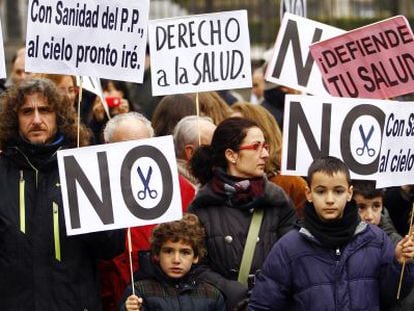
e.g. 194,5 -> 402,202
188,117 -> 296,309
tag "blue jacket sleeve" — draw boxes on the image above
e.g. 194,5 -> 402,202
248,238 -> 291,310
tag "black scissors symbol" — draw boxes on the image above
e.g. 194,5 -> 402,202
137,166 -> 158,200
356,125 -> 375,157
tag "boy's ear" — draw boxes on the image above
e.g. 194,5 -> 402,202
347,185 -> 354,202
305,186 -> 312,202
192,256 -> 199,264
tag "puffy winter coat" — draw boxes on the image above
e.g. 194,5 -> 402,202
0,142 -> 125,310
119,251 -> 226,311
249,223 -> 414,311
188,177 -> 296,282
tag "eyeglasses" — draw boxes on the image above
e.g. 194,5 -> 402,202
238,141 -> 269,152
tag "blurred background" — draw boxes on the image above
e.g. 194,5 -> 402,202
1,0 -> 413,74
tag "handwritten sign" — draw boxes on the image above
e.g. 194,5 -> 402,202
265,13 -> 344,95
148,10 -> 252,96
280,0 -> 307,20
310,15 -> 414,99
25,0 -> 149,83
57,136 -> 182,235
376,102 -> 414,187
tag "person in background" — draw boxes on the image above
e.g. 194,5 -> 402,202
231,102 -> 307,218
352,179 -> 414,311
353,180 -> 402,244
173,115 -> 217,189
188,91 -> 232,125
119,214 -> 226,311
249,156 -> 414,311
384,185 -> 414,237
250,69 -> 265,105
34,74 -> 78,107
188,117 -> 296,309
0,78 -> 125,310
6,47 -> 33,87
151,94 -> 197,137
87,79 -> 131,144
99,112 -> 195,311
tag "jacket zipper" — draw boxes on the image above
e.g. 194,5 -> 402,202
53,202 -> 61,262
19,170 -> 26,234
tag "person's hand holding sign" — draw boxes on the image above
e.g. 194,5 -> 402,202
125,295 -> 143,311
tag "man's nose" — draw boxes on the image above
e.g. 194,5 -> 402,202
32,109 -> 41,123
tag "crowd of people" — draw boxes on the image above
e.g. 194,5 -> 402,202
0,44 -> 414,311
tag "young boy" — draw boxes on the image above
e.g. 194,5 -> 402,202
353,180 -> 402,244
353,180 -> 414,311
248,156 -> 414,311
119,213 -> 226,311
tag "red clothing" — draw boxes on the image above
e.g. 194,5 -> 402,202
99,175 -> 195,311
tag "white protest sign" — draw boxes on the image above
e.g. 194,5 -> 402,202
76,76 -> 110,118
280,0 -> 307,20
265,13 -> 345,95
57,136 -> 182,235
310,15 -> 414,99
0,19 -> 5,79
376,102 -> 414,187
25,0 -> 149,83
281,94 -> 392,179
148,10 -> 252,96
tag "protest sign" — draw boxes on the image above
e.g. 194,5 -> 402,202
280,0 -> 307,20
281,94 -> 392,179
310,15 -> 414,99
57,136 -> 182,235
265,13 -> 344,95
148,10 -> 252,96
376,102 -> 414,187
0,19 -> 5,79
25,0 -> 149,83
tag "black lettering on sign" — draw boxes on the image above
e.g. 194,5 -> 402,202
120,145 -> 173,220
272,20 -> 322,87
287,101 -> 331,169
64,152 -> 114,229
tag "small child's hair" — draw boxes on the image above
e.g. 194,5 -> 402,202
352,179 -> 385,199
307,156 -> 351,186
151,213 -> 206,259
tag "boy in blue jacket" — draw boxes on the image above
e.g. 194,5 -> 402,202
120,213 -> 226,311
249,156 -> 414,310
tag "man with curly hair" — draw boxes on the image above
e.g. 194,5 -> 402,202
0,78 -> 125,310
119,213 -> 226,311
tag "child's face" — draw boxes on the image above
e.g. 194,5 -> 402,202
306,171 -> 353,221
156,240 -> 199,279
354,194 -> 383,225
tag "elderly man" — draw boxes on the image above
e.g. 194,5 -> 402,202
0,78 -> 125,310
99,112 -> 195,311
173,115 -> 216,188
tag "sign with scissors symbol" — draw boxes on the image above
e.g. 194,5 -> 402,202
356,124 -> 375,157
137,166 -> 158,199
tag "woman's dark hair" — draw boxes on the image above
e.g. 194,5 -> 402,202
190,117 -> 259,184
101,79 -> 131,103
151,94 -> 196,136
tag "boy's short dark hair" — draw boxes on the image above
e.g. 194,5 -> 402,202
352,179 -> 385,199
307,156 -> 351,186
151,213 -> 206,259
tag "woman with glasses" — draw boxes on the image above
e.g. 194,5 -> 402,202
188,117 -> 296,310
